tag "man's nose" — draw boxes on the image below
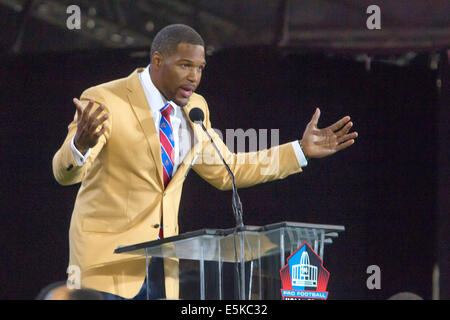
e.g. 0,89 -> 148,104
187,67 -> 200,83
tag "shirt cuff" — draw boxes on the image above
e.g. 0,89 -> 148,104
291,141 -> 308,167
70,136 -> 91,166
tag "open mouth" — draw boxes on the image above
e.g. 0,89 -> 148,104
178,86 -> 194,98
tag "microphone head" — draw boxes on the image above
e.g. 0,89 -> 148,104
189,108 -> 204,123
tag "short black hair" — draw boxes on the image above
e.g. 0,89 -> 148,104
150,24 -> 204,59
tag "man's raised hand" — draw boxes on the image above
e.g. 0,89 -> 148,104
73,98 -> 109,155
300,108 -> 358,159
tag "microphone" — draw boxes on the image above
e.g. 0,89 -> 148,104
189,108 -> 244,229
188,107 -> 204,123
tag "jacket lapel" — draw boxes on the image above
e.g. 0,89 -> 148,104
126,68 -> 164,189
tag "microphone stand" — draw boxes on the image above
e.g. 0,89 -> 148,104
198,122 -> 244,229
195,121 -> 247,299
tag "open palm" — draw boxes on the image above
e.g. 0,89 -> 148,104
300,108 -> 358,159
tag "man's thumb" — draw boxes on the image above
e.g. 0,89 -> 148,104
311,107 -> 320,126
73,98 -> 83,118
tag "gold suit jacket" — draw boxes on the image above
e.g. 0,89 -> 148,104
52,68 -> 302,298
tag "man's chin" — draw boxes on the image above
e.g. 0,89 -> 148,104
173,96 -> 190,107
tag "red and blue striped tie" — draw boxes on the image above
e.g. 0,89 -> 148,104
158,103 -> 175,238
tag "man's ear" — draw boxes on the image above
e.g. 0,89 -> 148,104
151,51 -> 163,69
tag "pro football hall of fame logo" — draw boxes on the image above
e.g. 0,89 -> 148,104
280,242 -> 330,300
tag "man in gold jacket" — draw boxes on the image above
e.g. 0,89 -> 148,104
52,24 -> 358,299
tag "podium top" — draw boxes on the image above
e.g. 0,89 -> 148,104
114,221 -> 344,262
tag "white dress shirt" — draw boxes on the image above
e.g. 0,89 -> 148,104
71,65 -> 308,170
138,64 -> 194,175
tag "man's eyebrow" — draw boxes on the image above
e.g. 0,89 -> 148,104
178,58 -> 206,65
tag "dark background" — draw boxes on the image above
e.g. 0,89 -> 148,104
1,45 -> 447,300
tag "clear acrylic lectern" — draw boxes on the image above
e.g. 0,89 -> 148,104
114,221 -> 344,300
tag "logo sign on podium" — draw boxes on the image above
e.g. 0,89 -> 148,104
280,242 -> 330,300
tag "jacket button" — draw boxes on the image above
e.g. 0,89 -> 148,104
153,224 -> 160,228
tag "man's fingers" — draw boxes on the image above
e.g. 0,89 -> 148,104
335,121 -> 353,137
89,112 -> 109,132
336,139 -> 355,151
87,104 -> 106,125
94,123 -> 107,138
79,99 -> 95,123
337,131 -> 358,144
73,98 -> 95,123
327,115 -> 351,132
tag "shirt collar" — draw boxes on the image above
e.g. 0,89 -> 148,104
140,64 -> 179,116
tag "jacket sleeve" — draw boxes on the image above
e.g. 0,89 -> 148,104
52,87 -> 112,186
192,96 -> 302,191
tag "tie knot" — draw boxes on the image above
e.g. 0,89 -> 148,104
160,103 -> 172,117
